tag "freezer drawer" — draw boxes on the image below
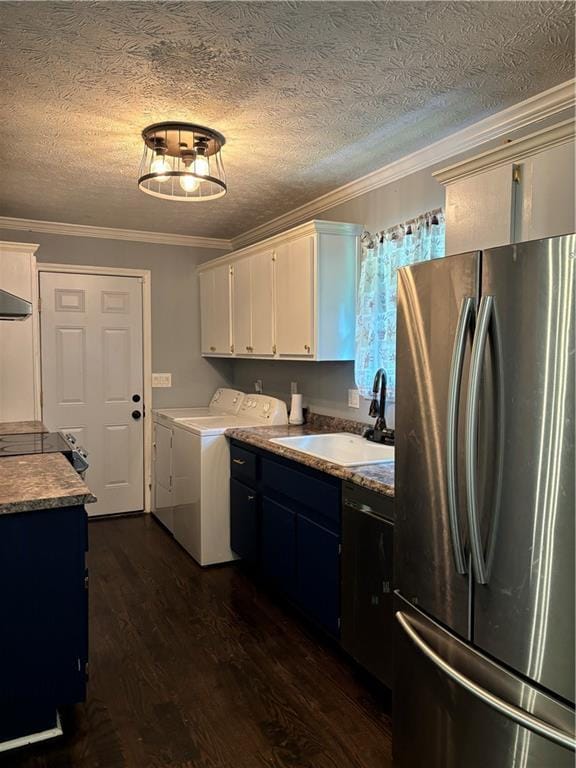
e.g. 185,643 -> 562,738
393,594 -> 575,768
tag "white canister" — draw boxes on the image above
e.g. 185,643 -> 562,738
289,393 -> 304,425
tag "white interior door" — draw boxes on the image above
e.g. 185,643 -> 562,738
40,272 -> 144,517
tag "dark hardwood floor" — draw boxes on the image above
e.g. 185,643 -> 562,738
6,515 -> 393,768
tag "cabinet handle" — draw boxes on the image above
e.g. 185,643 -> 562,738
247,495 -> 255,501
232,458 -> 246,465
210,345 -> 216,352
304,344 -> 311,353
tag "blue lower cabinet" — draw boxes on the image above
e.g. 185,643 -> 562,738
297,514 -> 341,637
230,478 -> 259,564
261,497 -> 297,599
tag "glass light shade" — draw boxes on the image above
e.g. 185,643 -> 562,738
138,122 -> 226,201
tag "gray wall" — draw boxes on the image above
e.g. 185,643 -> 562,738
231,167 -> 445,424
0,229 -> 234,409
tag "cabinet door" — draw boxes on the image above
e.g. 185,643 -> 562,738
275,235 -> 315,357
199,270 -> 213,354
297,514 -> 340,637
445,164 -> 514,255
251,249 -> 275,356
261,497 -> 296,597
199,266 -> 232,355
230,478 -> 259,563
232,257 -> 252,354
516,141 -> 576,242
212,264 -> 232,354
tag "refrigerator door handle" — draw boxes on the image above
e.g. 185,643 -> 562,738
396,611 -> 576,752
465,294 -> 493,584
446,296 -> 473,575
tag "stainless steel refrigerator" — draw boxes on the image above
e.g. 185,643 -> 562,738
394,235 -> 575,767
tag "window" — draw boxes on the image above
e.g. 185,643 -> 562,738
355,210 -> 445,398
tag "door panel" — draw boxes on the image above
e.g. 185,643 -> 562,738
474,236 -> 575,703
297,514 -> 340,637
275,235 -> 314,356
445,164 -> 514,255
232,257 -> 251,354
261,497 -> 296,598
212,264 -> 232,354
395,252 -> 478,639
394,595 -> 575,768
230,478 -> 259,563
251,249 -> 275,356
40,272 -> 144,516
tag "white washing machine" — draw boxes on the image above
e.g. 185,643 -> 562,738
165,395 -> 288,566
153,388 -> 245,533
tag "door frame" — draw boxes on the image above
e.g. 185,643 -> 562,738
37,263 -> 153,513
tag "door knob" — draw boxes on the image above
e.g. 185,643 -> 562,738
132,410 -> 142,420
132,394 -> 141,403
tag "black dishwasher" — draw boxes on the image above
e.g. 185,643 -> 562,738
341,481 -> 394,688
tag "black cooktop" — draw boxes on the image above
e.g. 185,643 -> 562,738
0,432 -> 73,459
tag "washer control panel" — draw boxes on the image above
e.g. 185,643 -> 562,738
209,388 -> 245,414
238,395 -> 288,424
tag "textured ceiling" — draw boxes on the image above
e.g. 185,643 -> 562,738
0,1 -> 574,239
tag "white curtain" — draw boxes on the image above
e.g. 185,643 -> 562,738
355,210 -> 445,399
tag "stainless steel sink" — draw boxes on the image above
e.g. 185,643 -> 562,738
269,433 -> 394,467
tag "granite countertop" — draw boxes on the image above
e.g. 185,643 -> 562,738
0,420 -> 48,436
0,452 -> 96,515
225,419 -> 394,498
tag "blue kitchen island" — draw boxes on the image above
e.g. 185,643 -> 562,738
0,451 -> 95,753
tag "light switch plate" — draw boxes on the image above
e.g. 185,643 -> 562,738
152,373 -> 172,388
348,388 -> 360,408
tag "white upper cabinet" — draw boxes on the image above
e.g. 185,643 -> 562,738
199,220 -> 362,361
435,119 -> 575,255
199,263 -> 232,355
0,241 -> 41,421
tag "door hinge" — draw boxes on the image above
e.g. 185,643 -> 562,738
512,164 -> 521,183
229,265 -> 234,275
272,252 -> 277,262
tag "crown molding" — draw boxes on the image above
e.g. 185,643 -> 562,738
198,219 -> 364,270
433,118 -> 575,185
232,79 -> 576,250
0,240 -> 40,255
0,217 -> 233,251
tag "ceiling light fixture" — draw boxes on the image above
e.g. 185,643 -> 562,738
138,122 -> 226,201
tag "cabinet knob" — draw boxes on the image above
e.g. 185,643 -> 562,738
304,344 -> 311,353
210,345 -> 216,352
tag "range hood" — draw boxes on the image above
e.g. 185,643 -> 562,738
0,288 -> 32,320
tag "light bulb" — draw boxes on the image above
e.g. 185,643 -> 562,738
195,153 -> 209,177
180,172 -> 199,193
150,153 -> 171,181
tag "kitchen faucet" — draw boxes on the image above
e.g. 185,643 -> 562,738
365,368 -> 395,445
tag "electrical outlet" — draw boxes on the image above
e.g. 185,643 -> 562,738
348,388 -> 360,408
290,381 -> 298,394
152,373 -> 172,388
